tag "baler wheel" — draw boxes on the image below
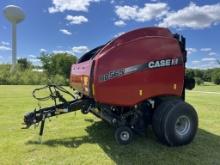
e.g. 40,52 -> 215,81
114,126 -> 133,145
152,99 -> 180,144
152,99 -> 198,146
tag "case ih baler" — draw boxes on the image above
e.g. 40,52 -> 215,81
23,27 -> 197,146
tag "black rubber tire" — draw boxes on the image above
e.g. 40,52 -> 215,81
114,126 -> 133,145
152,99 -> 180,144
163,101 -> 198,146
152,99 -> 198,146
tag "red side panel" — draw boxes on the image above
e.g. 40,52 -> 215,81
70,27 -> 185,106
70,60 -> 92,95
93,36 -> 184,106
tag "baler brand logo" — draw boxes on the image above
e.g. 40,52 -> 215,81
100,58 -> 182,82
148,58 -> 179,69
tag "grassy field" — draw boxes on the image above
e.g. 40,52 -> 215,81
0,85 -> 220,165
194,82 -> 220,92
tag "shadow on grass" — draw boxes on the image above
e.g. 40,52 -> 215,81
27,120 -> 220,164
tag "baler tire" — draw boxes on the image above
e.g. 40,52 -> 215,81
163,101 -> 198,146
152,99 -> 181,144
114,126 -> 133,145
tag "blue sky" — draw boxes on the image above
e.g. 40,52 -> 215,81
0,0 -> 220,69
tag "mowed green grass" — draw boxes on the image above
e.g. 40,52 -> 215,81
194,82 -> 220,92
0,85 -> 220,165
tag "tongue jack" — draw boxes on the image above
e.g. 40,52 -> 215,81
39,114 -> 46,143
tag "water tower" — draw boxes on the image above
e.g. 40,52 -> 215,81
3,5 -> 25,72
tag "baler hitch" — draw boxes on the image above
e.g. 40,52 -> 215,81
22,85 -> 93,142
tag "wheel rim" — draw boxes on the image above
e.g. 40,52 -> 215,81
175,115 -> 191,136
120,131 -> 130,141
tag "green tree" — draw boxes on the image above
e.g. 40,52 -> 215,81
186,69 -> 195,79
195,77 -> 204,85
17,58 -> 32,70
39,52 -> 77,79
0,64 -> 48,85
203,69 -> 212,82
212,70 -> 220,85
194,69 -> 203,78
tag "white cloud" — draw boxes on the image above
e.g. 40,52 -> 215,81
186,48 -> 197,55
66,15 -> 88,25
115,3 -> 169,22
29,58 -> 41,65
115,5 -> 137,20
28,54 -> 36,58
26,54 -> 42,66
191,63 -> 220,69
72,46 -> 89,55
1,41 -> 10,46
51,46 -> 89,55
0,41 -> 11,51
114,20 -> 126,26
192,60 -> 200,64
40,48 -> 47,53
59,29 -> 72,35
48,0 -> 101,13
201,57 -> 217,62
189,58 -> 220,69
52,50 -> 73,54
199,48 -> 217,56
114,31 -> 125,38
110,0 -> 115,4
200,48 -> 212,52
0,45 -> 11,51
159,3 -> 220,29
208,52 -> 217,56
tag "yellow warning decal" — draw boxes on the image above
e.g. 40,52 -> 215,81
139,90 -> 143,96
83,76 -> 89,86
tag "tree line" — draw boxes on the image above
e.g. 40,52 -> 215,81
186,68 -> 220,85
0,52 -> 77,85
0,52 -> 220,85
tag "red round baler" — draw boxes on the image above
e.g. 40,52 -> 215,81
24,27 -> 197,146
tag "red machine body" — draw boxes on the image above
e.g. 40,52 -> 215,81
70,27 -> 185,106
24,27 -> 198,147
